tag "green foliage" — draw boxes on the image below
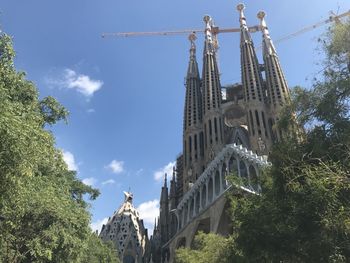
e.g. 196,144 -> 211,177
81,234 -> 120,263
40,96 -> 69,126
0,32 -> 115,262
175,232 -> 241,263
231,159 -> 350,262
230,19 -> 350,262
1,175 -> 92,262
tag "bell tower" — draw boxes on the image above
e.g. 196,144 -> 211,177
201,15 -> 224,164
183,33 -> 204,193
237,3 -> 272,154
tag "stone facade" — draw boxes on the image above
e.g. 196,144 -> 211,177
148,3 -> 291,263
99,192 -> 150,263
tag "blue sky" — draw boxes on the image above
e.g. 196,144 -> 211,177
2,0 -> 349,233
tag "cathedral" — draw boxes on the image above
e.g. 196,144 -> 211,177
149,3 -> 291,263
101,3 -> 291,263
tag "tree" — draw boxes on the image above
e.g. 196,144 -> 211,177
0,33 -> 115,262
230,19 -> 350,262
175,232 -> 241,263
81,234 -> 120,263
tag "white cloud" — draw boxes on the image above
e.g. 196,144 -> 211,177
102,179 -> 115,185
91,217 -> 108,234
82,177 -> 97,186
46,68 -> 103,98
64,69 -> 103,97
87,108 -> 95,113
153,161 -> 175,182
62,150 -> 78,171
107,160 -> 124,174
137,199 -> 159,231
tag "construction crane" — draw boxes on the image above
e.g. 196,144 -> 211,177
102,9 -> 350,50
101,24 -> 259,56
101,25 -> 259,38
269,9 -> 350,48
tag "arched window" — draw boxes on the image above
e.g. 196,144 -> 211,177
249,165 -> 259,191
201,185 -> 207,208
215,171 -> 220,195
228,155 -> 238,174
221,163 -> 227,189
195,191 -> 200,214
239,161 -> 248,180
208,178 -> 213,203
189,198 -> 194,219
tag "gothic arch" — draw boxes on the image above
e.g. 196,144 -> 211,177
216,200 -> 232,236
190,217 -> 210,248
183,205 -> 188,225
201,184 -> 207,208
228,154 -> 238,175
195,191 -> 200,214
208,177 -> 213,203
239,160 -> 248,179
189,198 -> 194,219
214,170 -> 220,196
249,165 -> 259,191
176,237 -> 186,249
221,163 -> 227,189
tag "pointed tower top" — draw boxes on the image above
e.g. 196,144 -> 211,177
172,166 -> 176,181
186,33 -> 200,77
164,173 -> 167,187
188,32 -> 197,55
237,3 -> 252,44
237,3 -> 247,26
257,10 -> 277,55
203,15 -> 215,54
257,11 -> 266,27
123,191 -> 133,203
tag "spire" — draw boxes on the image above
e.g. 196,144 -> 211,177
183,33 -> 204,193
172,166 -> 176,181
203,15 -> 215,54
257,10 -> 290,108
123,191 -> 133,203
161,173 -> 168,201
184,33 -> 202,130
169,168 -> 177,210
187,33 -> 199,77
202,14 -> 222,113
257,11 -> 277,56
237,3 -> 264,102
163,173 -> 167,187
237,3 -> 272,154
237,3 -> 252,43
201,14 -> 224,164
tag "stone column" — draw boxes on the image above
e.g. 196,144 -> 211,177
193,193 -> 197,217
213,171 -> 217,198
237,158 -> 241,177
182,208 -> 185,227
187,200 -> 191,222
219,164 -> 223,194
245,161 -> 251,185
205,181 -> 209,207
176,211 -> 180,231
199,185 -> 203,211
